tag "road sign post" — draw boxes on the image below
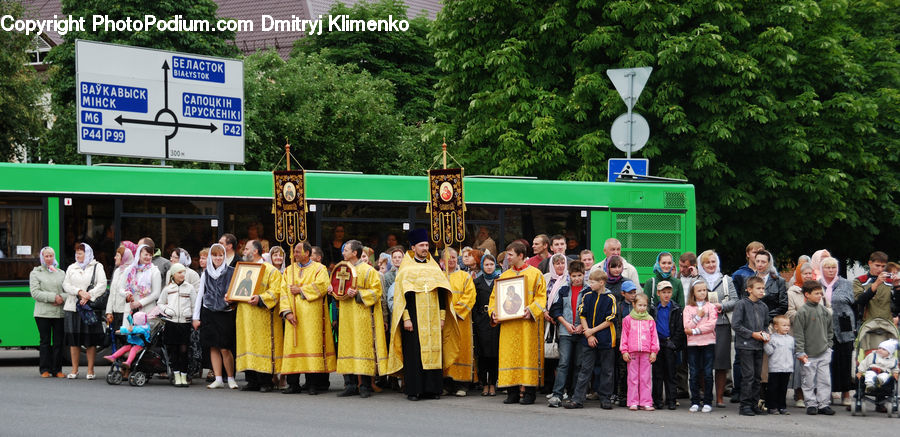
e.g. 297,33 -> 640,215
607,67 -> 652,159
75,40 -> 244,164
607,158 -> 649,182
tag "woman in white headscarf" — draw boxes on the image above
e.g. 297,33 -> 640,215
124,244 -> 162,316
62,242 -> 107,379
698,250 -> 738,407
192,243 -> 238,389
30,246 -> 66,378
105,243 -> 134,335
167,247 -> 201,292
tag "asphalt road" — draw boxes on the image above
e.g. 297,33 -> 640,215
1,350 -> 896,436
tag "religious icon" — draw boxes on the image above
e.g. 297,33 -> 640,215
225,262 -> 264,302
282,182 -> 297,202
495,275 -> 526,321
439,182 -> 453,202
330,261 -> 357,298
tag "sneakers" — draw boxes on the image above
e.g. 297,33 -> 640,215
548,396 -> 562,408
818,406 -> 835,416
701,404 -> 712,413
778,408 -> 790,415
629,405 -> 638,411
455,389 -> 467,397
689,404 -> 700,413
795,398 -> 805,408
806,407 -> 818,415
228,379 -> 239,389
644,405 -> 655,411
207,380 -> 225,389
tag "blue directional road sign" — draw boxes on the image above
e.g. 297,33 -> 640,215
607,158 -> 649,182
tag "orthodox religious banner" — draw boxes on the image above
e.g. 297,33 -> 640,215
427,168 -> 465,246
273,170 -> 306,246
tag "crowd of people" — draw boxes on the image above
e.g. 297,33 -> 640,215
27,229 -> 900,417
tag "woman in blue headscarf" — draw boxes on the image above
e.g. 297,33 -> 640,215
473,253 -> 502,396
643,252 -> 685,307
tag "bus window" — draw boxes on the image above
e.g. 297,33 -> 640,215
0,197 -> 43,282
64,198 -> 115,276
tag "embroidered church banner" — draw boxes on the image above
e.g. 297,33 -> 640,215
274,170 -> 306,246
428,168 -> 465,246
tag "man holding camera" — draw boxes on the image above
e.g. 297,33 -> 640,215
853,251 -> 893,324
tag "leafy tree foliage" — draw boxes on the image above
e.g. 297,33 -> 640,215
293,0 -> 440,125
0,0 -> 47,162
243,50 -> 430,174
430,0 -> 900,266
41,0 -> 238,165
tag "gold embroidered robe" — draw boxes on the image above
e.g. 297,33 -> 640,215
489,266 -> 547,387
335,261 -> 388,376
279,261 -> 335,374
235,262 -> 284,374
445,270 -> 476,382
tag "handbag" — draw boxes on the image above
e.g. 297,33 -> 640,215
544,322 -> 560,359
77,302 -> 99,325
86,264 -> 109,311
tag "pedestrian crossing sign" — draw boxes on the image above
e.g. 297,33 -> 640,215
607,158 -> 649,182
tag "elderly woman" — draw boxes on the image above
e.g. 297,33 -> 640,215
821,256 -> 855,406
30,247 -> 67,378
697,250 -> 738,408
62,243 -> 107,379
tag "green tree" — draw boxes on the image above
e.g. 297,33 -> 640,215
430,0 -> 900,265
41,0 -> 238,165
243,50 -> 430,174
293,0 -> 440,125
0,0 -> 47,162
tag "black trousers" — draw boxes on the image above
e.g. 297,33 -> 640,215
287,372 -> 330,388
35,317 -> 64,374
738,349 -> 763,409
343,374 -> 372,390
245,370 -> 274,388
767,372 -> 790,410
477,356 -> 498,385
652,345 -> 678,406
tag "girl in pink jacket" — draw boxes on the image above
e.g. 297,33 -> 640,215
621,293 -> 660,410
682,280 -> 718,412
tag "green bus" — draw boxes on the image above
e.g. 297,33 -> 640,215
0,162 -> 695,347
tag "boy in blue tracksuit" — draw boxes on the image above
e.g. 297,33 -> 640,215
564,269 -> 617,409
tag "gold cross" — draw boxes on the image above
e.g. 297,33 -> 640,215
336,266 -> 351,293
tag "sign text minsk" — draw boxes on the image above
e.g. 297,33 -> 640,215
75,40 -> 244,164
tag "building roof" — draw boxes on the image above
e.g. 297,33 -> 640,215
21,0 -> 442,58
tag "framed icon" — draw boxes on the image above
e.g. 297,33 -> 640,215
225,262 -> 264,302
495,275 -> 526,321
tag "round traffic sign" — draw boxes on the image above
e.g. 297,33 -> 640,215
610,113 -> 649,153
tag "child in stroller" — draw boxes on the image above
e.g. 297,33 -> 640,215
104,313 -> 173,387
104,311 -> 150,370
858,339 -> 899,394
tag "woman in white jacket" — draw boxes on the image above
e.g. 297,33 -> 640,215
62,243 -> 107,379
105,245 -> 134,333
157,263 -> 197,387
123,244 -> 161,316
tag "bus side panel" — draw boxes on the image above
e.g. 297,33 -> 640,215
0,291 -> 38,347
589,210 -> 612,263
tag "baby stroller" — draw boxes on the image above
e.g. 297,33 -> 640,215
851,317 -> 900,417
106,318 -> 174,387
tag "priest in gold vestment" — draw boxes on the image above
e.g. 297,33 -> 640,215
386,229 -> 460,401
489,240 -> 547,405
334,240 -> 388,398
442,247 -> 477,396
235,240 -> 284,392
279,241 -> 333,395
